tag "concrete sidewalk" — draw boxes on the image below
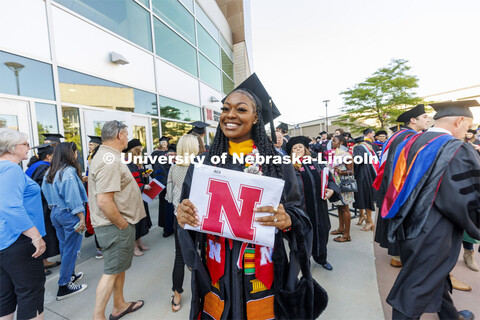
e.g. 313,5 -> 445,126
43,202 -> 385,319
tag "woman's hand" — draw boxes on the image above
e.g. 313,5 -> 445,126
75,213 -> 86,233
82,176 -> 88,183
32,238 -> 46,258
144,185 -> 152,191
324,188 -> 334,200
177,199 -> 200,229
254,204 -> 292,230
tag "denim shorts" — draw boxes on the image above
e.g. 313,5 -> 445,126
95,224 -> 135,275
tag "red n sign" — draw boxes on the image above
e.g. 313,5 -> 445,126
202,179 -> 263,241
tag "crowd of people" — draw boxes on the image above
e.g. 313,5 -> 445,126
1,73 -> 479,320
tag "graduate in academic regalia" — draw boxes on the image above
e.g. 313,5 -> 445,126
188,121 -> 210,151
362,128 -> 379,154
373,130 -> 387,157
176,73 -> 328,319
124,139 -> 153,256
25,142 -> 60,270
276,122 -> 290,152
373,104 -> 430,267
383,100 -> 480,320
352,136 -> 378,231
287,136 -> 340,270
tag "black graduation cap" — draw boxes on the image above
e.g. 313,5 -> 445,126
167,144 -> 177,153
467,129 -> 477,134
430,100 -> 480,120
319,131 -> 327,135
221,73 -> 281,142
353,136 -> 364,144
188,121 -> 209,135
362,128 -> 374,136
88,135 -> 102,145
389,125 -> 401,132
285,136 -> 311,155
42,133 -> 64,143
31,142 -> 55,157
123,139 -> 142,153
396,104 -> 426,123
160,136 -> 171,142
276,122 -> 289,131
376,130 -> 387,136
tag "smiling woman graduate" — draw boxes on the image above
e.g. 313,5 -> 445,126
176,73 -> 328,320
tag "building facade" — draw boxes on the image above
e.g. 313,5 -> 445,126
0,0 -> 252,169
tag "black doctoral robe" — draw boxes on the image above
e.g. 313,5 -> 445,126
151,150 -> 175,230
30,163 -> 60,259
352,144 -> 377,211
385,133 -> 480,318
374,128 -> 415,256
295,161 -> 340,264
126,163 -> 153,240
177,158 -> 328,319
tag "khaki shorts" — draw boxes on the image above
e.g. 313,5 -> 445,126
95,224 -> 135,275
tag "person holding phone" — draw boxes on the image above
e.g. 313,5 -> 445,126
42,142 -> 88,300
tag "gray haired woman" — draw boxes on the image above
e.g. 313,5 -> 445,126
0,128 -> 46,320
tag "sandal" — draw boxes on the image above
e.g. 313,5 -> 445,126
333,236 -> 351,242
330,229 -> 344,235
109,300 -> 144,320
171,295 -> 181,312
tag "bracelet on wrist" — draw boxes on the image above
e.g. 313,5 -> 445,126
32,236 -> 42,244
282,227 -> 292,233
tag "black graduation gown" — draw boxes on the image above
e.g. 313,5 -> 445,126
126,163 -> 152,239
352,144 -> 376,211
386,134 -> 480,318
177,159 -> 325,320
31,163 -> 60,259
151,150 -> 175,230
374,128 -> 415,256
295,161 -> 340,264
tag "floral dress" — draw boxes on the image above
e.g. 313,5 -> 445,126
328,148 -> 354,206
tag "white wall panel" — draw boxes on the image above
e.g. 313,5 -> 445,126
51,6 -> 155,92
199,82 -> 223,109
155,58 -> 199,106
197,0 -> 232,45
0,0 -> 51,61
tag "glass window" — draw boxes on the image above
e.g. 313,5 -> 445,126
152,0 -> 195,44
220,35 -> 233,60
58,67 -> 158,116
161,120 -> 192,144
0,51 -> 55,101
154,18 -> 198,77
133,125 -> 147,148
194,3 -> 218,41
199,54 -> 221,92
36,103 -> 59,144
136,0 -> 149,8
62,106 -> 85,170
54,0 -> 152,51
221,50 -> 233,79
222,73 -> 234,95
0,114 -> 18,130
151,118 -> 160,148
179,0 -> 193,12
197,22 -> 220,66
159,96 -> 201,121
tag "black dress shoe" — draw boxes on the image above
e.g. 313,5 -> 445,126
45,269 -> 52,276
163,232 -> 173,238
458,310 -> 474,320
321,262 -> 333,270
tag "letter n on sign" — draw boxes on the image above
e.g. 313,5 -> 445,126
202,179 -> 263,242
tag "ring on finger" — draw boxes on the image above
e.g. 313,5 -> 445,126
273,215 -> 278,223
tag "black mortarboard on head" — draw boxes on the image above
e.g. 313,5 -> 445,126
168,144 -> 177,153
467,129 -> 477,134
88,135 -> 102,145
389,125 -> 400,132
319,131 -> 327,135
160,136 -> 171,142
353,136 -> 364,144
32,142 -> 55,157
42,133 -> 64,143
376,130 -> 387,136
430,100 -> 480,120
276,122 -> 289,131
221,73 -> 281,142
396,104 -> 426,123
123,139 -> 143,153
286,136 -> 311,155
363,128 -> 374,136
188,121 -> 209,135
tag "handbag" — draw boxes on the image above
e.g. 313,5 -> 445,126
339,173 -> 358,193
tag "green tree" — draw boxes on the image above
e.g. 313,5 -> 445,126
335,59 -> 422,134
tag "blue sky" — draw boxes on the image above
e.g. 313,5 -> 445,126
250,0 -> 480,124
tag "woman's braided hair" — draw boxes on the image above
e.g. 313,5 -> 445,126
207,89 -> 283,179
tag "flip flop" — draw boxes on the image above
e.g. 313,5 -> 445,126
109,300 -> 144,320
171,295 -> 181,312
333,236 -> 351,243
45,261 -> 61,269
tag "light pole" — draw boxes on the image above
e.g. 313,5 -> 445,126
323,100 -> 330,132
4,62 -> 25,96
